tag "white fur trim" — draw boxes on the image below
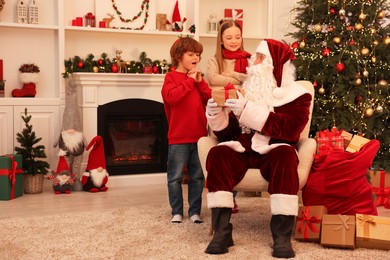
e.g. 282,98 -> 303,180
58,150 -> 67,156
270,194 -> 298,216
239,101 -> 269,132
206,110 -> 229,131
20,73 -> 39,83
256,40 -> 273,66
207,191 -> 234,208
82,172 -> 90,177
271,80 -> 309,107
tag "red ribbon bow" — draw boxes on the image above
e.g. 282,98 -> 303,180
372,170 -> 390,209
224,83 -> 235,100
297,207 -> 321,240
0,155 -> 20,199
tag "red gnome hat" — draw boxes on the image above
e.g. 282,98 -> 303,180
85,135 -> 106,171
171,0 -> 186,31
57,154 -> 71,174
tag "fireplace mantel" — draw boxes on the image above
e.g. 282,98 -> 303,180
73,73 -> 165,142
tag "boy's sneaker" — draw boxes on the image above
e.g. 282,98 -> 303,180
171,214 -> 183,223
189,214 -> 203,224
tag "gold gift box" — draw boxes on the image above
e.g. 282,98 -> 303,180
320,214 -> 356,249
356,214 -> 390,250
345,135 -> 371,153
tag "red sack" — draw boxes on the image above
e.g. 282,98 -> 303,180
302,139 -> 379,215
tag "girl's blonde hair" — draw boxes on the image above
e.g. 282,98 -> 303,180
215,20 -> 244,74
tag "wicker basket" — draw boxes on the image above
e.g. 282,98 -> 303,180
24,174 -> 44,194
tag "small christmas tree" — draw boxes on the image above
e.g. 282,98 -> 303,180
15,108 -> 50,175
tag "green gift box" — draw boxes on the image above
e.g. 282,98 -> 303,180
0,154 -> 24,200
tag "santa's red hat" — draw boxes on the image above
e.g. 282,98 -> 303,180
172,0 -> 181,23
85,135 -> 106,171
256,39 -> 296,87
57,154 -> 71,174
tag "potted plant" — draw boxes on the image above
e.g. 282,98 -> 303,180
15,108 -> 50,194
12,63 -> 40,97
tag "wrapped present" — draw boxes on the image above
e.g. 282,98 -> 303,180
224,9 -> 243,30
315,127 -> 344,155
346,135 -> 371,153
356,214 -> 390,250
320,214 -> 356,249
295,205 -> 327,242
370,170 -> 390,209
340,130 -> 353,149
211,83 -> 238,107
0,154 -> 24,200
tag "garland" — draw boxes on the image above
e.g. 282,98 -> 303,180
111,0 -> 150,30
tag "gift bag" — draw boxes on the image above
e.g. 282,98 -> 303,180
302,139 -> 379,215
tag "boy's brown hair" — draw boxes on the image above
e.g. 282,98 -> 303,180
170,37 -> 203,68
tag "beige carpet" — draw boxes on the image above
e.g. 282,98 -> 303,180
0,197 -> 388,260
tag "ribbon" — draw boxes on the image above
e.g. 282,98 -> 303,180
0,155 -> 22,199
372,170 -> 390,209
224,83 -> 235,101
356,215 -> 376,241
231,9 -> 243,21
297,207 -> 321,240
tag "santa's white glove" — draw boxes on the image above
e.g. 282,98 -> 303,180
206,98 -> 222,116
225,91 -> 247,117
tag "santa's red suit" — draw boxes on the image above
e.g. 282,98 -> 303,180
82,136 -> 109,192
204,39 -> 311,258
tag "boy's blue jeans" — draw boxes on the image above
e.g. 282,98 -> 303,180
167,143 -> 204,218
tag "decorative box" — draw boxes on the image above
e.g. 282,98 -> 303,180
370,170 -> 390,208
224,9 -> 243,30
211,83 -> 239,107
0,154 -> 24,200
346,135 -> 371,153
320,214 -> 356,249
356,214 -> 390,250
295,205 -> 327,242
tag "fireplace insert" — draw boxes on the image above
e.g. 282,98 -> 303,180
98,99 -> 168,175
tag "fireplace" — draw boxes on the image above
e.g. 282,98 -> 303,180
98,99 -> 168,175
73,73 -> 167,176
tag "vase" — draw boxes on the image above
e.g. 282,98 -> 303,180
24,174 -> 44,194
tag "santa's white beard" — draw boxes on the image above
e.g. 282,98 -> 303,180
56,175 -> 70,186
60,131 -> 85,155
243,63 -> 276,109
90,168 -> 108,187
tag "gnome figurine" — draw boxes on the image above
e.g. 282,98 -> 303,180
82,136 -> 109,193
54,75 -> 87,191
47,152 -> 76,194
169,0 -> 186,32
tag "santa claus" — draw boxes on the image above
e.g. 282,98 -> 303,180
204,39 -> 312,258
47,152 -> 76,194
82,136 -> 109,192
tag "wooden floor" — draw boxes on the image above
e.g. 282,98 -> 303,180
1,178 -> 389,219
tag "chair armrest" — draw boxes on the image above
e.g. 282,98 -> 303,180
197,136 -> 219,178
296,138 -> 317,189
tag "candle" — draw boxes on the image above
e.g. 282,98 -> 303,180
99,21 -> 106,28
0,59 -> 3,81
76,17 -> 83,26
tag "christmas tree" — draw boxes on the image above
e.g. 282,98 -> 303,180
288,0 -> 390,170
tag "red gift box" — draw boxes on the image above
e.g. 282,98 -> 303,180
371,170 -> 390,209
224,9 -> 243,30
295,205 -> 327,242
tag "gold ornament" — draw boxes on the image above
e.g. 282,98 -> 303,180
363,70 -> 369,77
333,36 -> 341,44
373,40 -> 379,46
359,12 -> 367,20
361,47 -> 369,56
313,24 -> 322,33
354,23 -> 363,31
384,36 -> 390,45
375,105 -> 383,114
370,27 -> 377,34
371,56 -> 377,63
355,78 -> 362,86
378,10 -> 385,19
378,79 -> 388,87
299,41 -> 306,48
93,66 -> 99,73
364,107 -> 374,117
318,86 -> 325,95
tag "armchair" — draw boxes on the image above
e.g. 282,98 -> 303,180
198,80 -> 316,192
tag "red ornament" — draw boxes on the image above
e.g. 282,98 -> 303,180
98,59 -> 104,66
329,7 -> 336,14
313,81 -> 318,88
348,40 -> 356,45
328,26 -> 334,32
291,41 -> 299,49
347,25 -> 354,31
111,64 -> 119,73
355,95 -> 363,105
152,65 -> 159,74
321,47 -> 331,57
336,61 -> 345,73
77,61 -> 84,69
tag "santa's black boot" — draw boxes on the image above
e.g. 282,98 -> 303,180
205,208 -> 234,254
270,215 -> 295,258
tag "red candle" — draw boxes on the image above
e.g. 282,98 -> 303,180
0,59 -> 3,81
76,17 -> 83,26
72,19 -> 77,26
99,21 -> 106,28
